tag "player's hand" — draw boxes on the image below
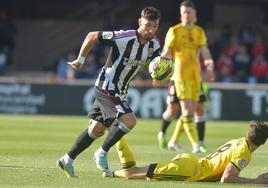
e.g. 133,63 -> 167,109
67,60 -> 82,70
256,172 -> 268,184
152,79 -> 164,87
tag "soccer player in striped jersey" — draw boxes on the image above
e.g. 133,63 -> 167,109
104,121 -> 268,184
57,6 -> 161,178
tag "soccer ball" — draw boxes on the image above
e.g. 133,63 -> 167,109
149,56 -> 174,81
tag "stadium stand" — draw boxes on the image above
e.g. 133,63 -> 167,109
0,0 -> 267,83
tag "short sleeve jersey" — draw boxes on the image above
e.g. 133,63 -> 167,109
165,24 -> 206,81
191,138 -> 252,182
95,30 -> 160,95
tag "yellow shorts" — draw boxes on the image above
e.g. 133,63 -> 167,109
146,153 -> 199,181
174,80 -> 201,101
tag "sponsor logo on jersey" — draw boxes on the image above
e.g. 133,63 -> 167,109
238,159 -> 247,168
122,57 -> 145,66
102,32 -> 113,40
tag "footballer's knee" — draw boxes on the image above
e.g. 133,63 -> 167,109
195,107 -> 204,117
88,121 -> 106,137
181,115 -> 194,124
166,103 -> 180,117
162,110 -> 173,121
170,105 -> 180,116
124,121 -> 136,129
119,113 -> 137,129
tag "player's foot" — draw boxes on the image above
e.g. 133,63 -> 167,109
157,132 -> 167,150
102,169 -> 115,178
192,146 -> 200,154
199,144 -> 207,153
167,141 -> 183,152
93,149 -> 109,171
57,158 -> 77,178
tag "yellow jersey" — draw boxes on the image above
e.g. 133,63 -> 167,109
191,137 -> 252,182
147,138 -> 251,182
165,23 -> 207,82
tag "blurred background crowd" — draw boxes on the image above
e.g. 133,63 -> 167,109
0,0 -> 267,83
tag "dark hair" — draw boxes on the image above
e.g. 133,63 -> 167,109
141,6 -> 161,21
247,120 -> 268,146
180,0 -> 196,10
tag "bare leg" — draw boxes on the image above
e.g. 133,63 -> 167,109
114,166 -> 150,179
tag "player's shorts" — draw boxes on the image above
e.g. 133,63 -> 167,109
88,87 -> 132,128
146,153 -> 200,181
167,81 -> 207,104
174,80 -> 201,101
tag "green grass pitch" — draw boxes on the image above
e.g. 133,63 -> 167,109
0,114 -> 267,188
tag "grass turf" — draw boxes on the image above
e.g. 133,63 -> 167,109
0,114 -> 267,188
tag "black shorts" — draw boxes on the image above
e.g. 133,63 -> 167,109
167,81 -> 207,104
88,87 -> 133,128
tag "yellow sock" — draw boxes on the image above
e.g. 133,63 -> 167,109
169,117 -> 184,143
116,137 -> 136,169
181,116 -> 199,147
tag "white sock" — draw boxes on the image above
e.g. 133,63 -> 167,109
193,144 -> 199,150
158,131 -> 164,138
168,140 -> 175,146
63,154 -> 73,164
99,147 -> 107,154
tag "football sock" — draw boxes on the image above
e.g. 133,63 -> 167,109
116,137 -> 136,169
68,128 -> 96,160
182,115 -> 199,148
195,116 -> 206,142
169,116 -> 184,143
160,119 -> 172,135
62,154 -> 73,164
160,111 -> 173,135
102,122 -> 131,152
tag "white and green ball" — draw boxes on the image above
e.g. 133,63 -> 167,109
149,56 -> 174,81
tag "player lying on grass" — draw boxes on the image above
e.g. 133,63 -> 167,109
104,121 -> 268,184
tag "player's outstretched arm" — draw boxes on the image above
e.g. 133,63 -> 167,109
68,31 -> 99,70
221,163 -> 268,184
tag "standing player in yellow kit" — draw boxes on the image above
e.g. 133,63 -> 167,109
161,0 -> 214,153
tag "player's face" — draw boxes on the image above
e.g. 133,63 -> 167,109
138,17 -> 159,41
180,6 -> 195,25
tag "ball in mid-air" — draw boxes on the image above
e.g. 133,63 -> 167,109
149,56 -> 174,81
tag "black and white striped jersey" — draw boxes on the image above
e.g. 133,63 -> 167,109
95,30 -> 160,95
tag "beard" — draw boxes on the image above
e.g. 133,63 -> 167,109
142,33 -> 153,41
